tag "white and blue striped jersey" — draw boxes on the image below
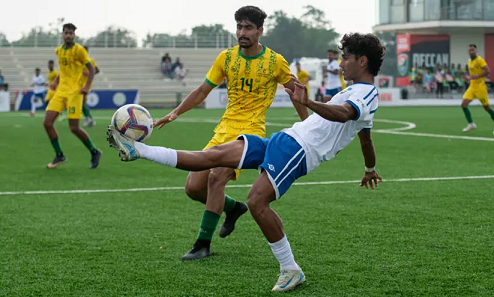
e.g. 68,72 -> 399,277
283,82 -> 378,173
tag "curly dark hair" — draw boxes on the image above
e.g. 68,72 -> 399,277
339,33 -> 386,76
62,23 -> 77,32
234,6 -> 268,29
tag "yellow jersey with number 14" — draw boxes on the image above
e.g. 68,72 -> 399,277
468,56 -> 487,88
205,45 -> 291,136
55,43 -> 91,95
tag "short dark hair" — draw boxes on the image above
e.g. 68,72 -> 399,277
327,49 -> 338,54
63,23 -> 77,32
35,68 -> 40,71
234,6 -> 267,29
48,60 -> 54,64
469,44 -> 477,48
339,33 -> 386,76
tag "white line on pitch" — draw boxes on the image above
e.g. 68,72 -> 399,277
1,175 -> 493,196
4,113 -> 493,141
374,130 -> 494,141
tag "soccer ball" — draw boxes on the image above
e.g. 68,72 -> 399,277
111,104 -> 153,142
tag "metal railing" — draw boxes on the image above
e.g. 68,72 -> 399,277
0,33 -> 236,49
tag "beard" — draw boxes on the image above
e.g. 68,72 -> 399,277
238,37 -> 252,49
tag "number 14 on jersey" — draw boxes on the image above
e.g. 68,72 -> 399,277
240,78 -> 253,92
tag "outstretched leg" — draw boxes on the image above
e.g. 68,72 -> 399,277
107,125 -> 244,170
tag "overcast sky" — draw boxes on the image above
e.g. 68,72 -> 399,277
1,0 -> 376,44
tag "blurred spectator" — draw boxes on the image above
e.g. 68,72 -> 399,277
435,65 -> 445,98
409,67 -> 417,83
315,81 -> 326,102
415,70 -> 424,92
445,67 -> 458,92
456,63 -> 462,74
423,69 -> 434,93
174,63 -> 188,86
162,53 -> 171,63
172,58 -> 181,72
161,60 -> 173,79
0,70 -> 7,91
454,72 -> 466,91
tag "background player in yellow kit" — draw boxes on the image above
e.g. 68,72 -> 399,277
80,46 -> 100,128
461,44 -> 494,133
153,6 -> 308,260
296,61 -> 311,99
45,60 -> 58,105
336,51 -> 347,89
44,23 -> 102,169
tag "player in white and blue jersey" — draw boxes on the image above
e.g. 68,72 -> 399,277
324,49 -> 342,101
30,68 -> 46,116
107,32 -> 386,293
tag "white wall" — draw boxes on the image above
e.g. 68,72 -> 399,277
450,32 -> 485,67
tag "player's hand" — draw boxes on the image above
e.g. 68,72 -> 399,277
290,74 -> 300,83
49,82 -> 58,91
80,87 -> 89,95
285,81 -> 309,106
360,171 -> 382,190
153,111 -> 178,129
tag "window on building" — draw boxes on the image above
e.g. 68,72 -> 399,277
391,0 -> 407,23
410,0 -> 425,22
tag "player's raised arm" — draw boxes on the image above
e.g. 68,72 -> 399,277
285,81 -> 357,123
284,78 -> 309,121
154,51 -> 226,129
357,129 -> 382,189
153,81 -> 215,129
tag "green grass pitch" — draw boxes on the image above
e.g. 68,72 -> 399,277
1,106 -> 493,296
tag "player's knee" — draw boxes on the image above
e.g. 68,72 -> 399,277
247,189 -> 269,217
483,105 -> 491,111
208,168 -> 232,188
184,177 -> 205,201
69,125 -> 79,134
204,145 -> 225,162
461,101 -> 469,108
43,119 -> 54,130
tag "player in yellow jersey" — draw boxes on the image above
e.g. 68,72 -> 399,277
153,6 -> 308,260
44,23 -> 102,169
461,44 -> 494,133
45,60 -> 58,104
336,56 -> 347,89
80,46 -> 100,128
296,62 -> 311,98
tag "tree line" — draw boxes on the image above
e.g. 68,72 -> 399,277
0,6 -> 395,70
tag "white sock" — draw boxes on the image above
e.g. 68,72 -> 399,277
134,142 -> 177,167
268,234 -> 300,271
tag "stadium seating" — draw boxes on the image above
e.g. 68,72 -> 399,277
0,47 -> 222,107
